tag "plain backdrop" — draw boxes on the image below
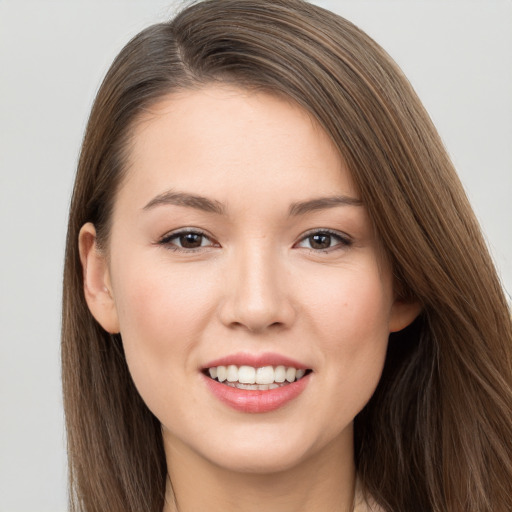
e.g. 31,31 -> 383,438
1,1 -> 510,510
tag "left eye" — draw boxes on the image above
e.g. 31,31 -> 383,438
159,230 -> 215,250
296,231 -> 351,251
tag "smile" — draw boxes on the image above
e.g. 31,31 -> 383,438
206,365 -> 310,390
202,357 -> 313,413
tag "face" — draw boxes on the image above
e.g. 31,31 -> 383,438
81,85 -> 416,475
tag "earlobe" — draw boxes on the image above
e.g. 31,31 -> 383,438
389,299 -> 422,333
78,223 -> 120,334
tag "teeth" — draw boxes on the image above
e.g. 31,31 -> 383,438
237,383 -> 270,390
224,382 -> 276,390
238,365 -> 256,384
216,366 -> 227,382
285,367 -> 296,382
206,364 -> 309,386
227,365 -> 238,382
274,365 -> 286,383
256,366 -> 274,384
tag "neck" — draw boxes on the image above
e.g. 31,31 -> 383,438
162,428 -> 356,512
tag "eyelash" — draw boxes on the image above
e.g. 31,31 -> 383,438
157,228 -> 352,253
294,229 -> 353,253
158,229 -> 218,252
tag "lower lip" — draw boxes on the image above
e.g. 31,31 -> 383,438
203,374 -> 311,413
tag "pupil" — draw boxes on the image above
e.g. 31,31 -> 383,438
180,233 -> 202,248
310,233 -> 331,249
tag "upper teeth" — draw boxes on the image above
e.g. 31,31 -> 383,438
208,365 -> 306,384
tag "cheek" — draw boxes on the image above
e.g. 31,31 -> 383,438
301,262 -> 392,408
304,262 -> 393,345
114,257 -> 214,336
110,258 -> 216,407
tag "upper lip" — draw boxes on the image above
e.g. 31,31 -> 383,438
203,352 -> 310,370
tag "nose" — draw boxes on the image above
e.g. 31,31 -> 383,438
218,245 -> 296,333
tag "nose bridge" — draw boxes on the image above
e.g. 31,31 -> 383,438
220,239 -> 294,332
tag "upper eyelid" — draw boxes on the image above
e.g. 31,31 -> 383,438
293,229 -> 353,253
159,227 -> 214,242
157,229 -> 220,253
296,228 -> 352,242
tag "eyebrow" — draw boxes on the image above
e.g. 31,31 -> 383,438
288,195 -> 363,216
143,190 -> 225,215
142,190 -> 362,216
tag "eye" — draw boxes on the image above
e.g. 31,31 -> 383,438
158,229 -> 218,251
295,229 -> 352,252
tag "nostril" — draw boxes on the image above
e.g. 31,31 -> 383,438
247,321 -> 285,333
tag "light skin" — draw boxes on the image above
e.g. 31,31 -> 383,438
79,85 -> 419,512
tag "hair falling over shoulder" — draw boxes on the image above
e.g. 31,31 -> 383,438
62,1 -> 512,510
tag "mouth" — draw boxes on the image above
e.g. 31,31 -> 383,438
201,353 -> 313,413
203,365 -> 313,391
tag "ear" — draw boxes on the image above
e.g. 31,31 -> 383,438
389,299 -> 422,333
78,223 -> 120,334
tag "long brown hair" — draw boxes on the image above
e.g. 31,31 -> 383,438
62,1 -> 512,510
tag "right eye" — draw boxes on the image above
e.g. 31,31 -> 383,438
158,229 -> 219,252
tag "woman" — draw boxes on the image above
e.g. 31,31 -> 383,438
62,0 -> 512,510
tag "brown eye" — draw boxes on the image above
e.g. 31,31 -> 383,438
159,230 -> 216,251
308,233 -> 332,250
179,233 -> 204,248
295,230 -> 352,252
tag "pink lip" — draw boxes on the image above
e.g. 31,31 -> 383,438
201,352 -> 312,414
203,352 -> 309,370
203,372 -> 311,413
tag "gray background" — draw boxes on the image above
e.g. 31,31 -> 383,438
1,1 -> 510,510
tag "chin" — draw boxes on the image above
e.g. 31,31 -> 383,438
196,424 -> 336,476
208,444 -> 310,475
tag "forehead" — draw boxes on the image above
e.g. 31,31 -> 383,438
119,84 -> 358,211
